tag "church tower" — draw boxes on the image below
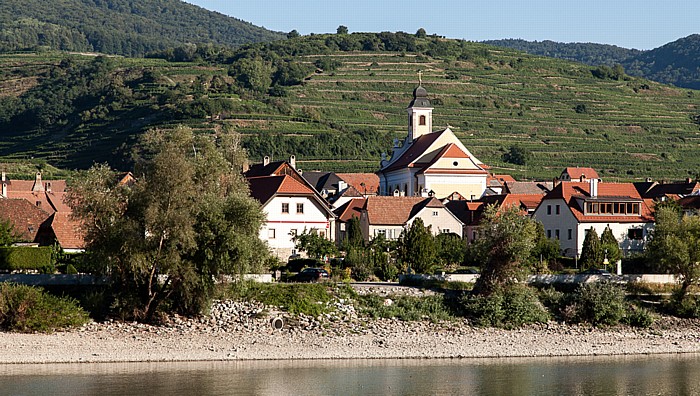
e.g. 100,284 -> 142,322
407,73 -> 433,142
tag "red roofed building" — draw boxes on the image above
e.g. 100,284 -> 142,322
560,167 -> 600,182
378,85 -> 489,200
359,196 -> 464,241
1,171 -> 85,252
533,179 -> 654,258
247,163 -> 336,260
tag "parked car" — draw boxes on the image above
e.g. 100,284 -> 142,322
290,268 -> 330,282
580,268 -> 612,276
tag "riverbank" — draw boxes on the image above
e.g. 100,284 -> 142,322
2,296 -> 700,364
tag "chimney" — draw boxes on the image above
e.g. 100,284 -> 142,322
1,172 -> 5,182
45,182 -> 52,193
338,180 -> 347,192
263,156 -> 270,166
687,178 -> 693,183
289,155 -> 296,170
32,172 -> 44,192
590,178 -> 599,198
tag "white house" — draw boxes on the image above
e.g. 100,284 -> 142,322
377,85 -> 489,200
533,179 -> 655,258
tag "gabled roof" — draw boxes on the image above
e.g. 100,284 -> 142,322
335,185 -> 364,199
301,171 -> 339,193
561,167 -> 599,181
6,191 -> 57,214
444,200 -> 485,226
679,195 -> 700,211
363,196 -> 444,225
635,180 -> 700,200
335,173 -> 380,195
244,160 -> 289,178
504,181 -> 553,195
333,198 -> 366,222
541,181 -> 653,223
414,143 -> 488,176
247,175 -> 315,205
0,199 -> 49,242
380,131 -> 445,173
47,212 -> 85,250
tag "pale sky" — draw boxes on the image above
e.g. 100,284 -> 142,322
184,0 -> 698,50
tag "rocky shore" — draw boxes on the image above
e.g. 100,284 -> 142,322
2,286 -> 700,364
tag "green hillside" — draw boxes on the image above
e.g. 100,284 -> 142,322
0,33 -> 699,181
0,0 -> 284,56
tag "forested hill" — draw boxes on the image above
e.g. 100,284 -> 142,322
482,39 -> 642,67
485,35 -> 700,90
1,32 -> 700,182
623,35 -> 700,90
0,0 -> 284,56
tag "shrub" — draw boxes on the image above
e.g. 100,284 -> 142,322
358,294 -> 454,322
463,285 -> 550,329
0,283 -> 89,333
623,306 -> 655,328
0,247 -> 55,273
564,282 -> 627,326
666,289 -> 700,318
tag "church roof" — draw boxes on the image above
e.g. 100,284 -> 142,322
408,85 -> 431,108
381,130 -> 445,173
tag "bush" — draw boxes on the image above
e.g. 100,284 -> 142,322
0,247 -> 55,273
666,289 -> 700,318
563,283 -> 627,326
0,283 -> 90,333
463,285 -> 550,329
623,306 -> 654,328
286,258 -> 323,273
358,294 -> 454,322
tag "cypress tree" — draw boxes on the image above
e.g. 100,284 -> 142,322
580,227 -> 603,270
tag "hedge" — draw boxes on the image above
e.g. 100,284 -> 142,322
0,247 -> 55,273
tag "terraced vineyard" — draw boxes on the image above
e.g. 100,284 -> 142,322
1,35 -> 699,181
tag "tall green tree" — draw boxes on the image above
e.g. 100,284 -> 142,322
67,126 -> 268,321
435,232 -> 466,268
396,218 -> 436,274
336,25 -> 349,35
293,229 -> 338,260
646,205 -> 700,297
471,205 -> 537,295
600,226 -> 622,269
345,216 -> 364,248
579,227 -> 603,269
0,219 -> 20,246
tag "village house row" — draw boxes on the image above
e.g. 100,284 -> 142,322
1,85 -> 699,262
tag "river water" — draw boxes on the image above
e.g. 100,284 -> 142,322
1,354 -> 699,395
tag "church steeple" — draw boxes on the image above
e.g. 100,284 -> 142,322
407,72 -> 433,142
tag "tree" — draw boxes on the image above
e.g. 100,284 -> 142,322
287,30 -> 300,39
471,205 -> 537,295
293,229 -> 338,260
0,219 -> 20,246
502,145 -> 531,166
646,205 -> 700,297
435,232 -> 466,268
67,126 -> 268,321
415,28 -> 427,38
336,25 -> 349,35
600,226 -> 622,270
579,227 -> 603,270
529,221 -> 560,273
396,218 -> 436,274
345,216 -> 364,248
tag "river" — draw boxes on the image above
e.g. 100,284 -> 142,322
1,354 -> 698,395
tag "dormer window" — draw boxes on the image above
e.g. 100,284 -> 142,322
585,201 -> 640,215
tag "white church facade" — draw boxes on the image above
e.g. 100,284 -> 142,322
378,84 -> 489,200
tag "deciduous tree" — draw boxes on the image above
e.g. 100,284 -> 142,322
396,218 -> 436,274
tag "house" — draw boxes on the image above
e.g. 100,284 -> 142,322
333,197 -> 366,245
245,157 -> 336,260
0,171 -> 84,252
533,179 -> 654,257
377,85 -> 489,200
359,196 -> 464,241
302,171 -> 379,208
634,178 -> 700,201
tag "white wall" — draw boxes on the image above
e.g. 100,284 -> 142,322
261,196 -> 332,259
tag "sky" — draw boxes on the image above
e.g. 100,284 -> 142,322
184,0 -> 698,50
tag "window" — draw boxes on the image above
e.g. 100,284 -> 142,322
555,229 -> 560,240
432,211 -> 439,216
628,228 -> 644,240
441,229 -> 451,234
547,230 -> 552,238
296,203 -> 304,214
268,229 -> 276,239
319,231 -> 326,239
419,115 -> 426,125
555,205 -> 560,215
547,205 -> 552,215
568,229 -> 573,240
281,203 -> 289,213
376,229 -> 386,237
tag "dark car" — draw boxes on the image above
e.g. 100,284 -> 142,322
290,268 -> 330,282
580,268 -> 612,276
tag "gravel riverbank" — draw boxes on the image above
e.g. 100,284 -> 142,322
2,286 -> 700,364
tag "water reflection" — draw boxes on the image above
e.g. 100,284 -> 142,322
1,354 -> 699,395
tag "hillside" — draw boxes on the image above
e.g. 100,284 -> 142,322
0,0 -> 284,56
0,33 -> 699,182
483,39 -> 641,67
486,35 -> 700,90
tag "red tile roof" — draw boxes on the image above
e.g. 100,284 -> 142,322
363,196 -> 443,225
679,195 -> 700,210
247,175 -> 315,205
335,173 -> 380,195
414,143 -> 488,175
381,131 -> 445,173
47,212 -> 85,249
0,199 -> 49,242
561,167 -> 599,181
543,181 -> 653,223
334,198 -> 366,222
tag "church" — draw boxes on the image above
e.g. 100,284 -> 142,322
377,81 -> 489,200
